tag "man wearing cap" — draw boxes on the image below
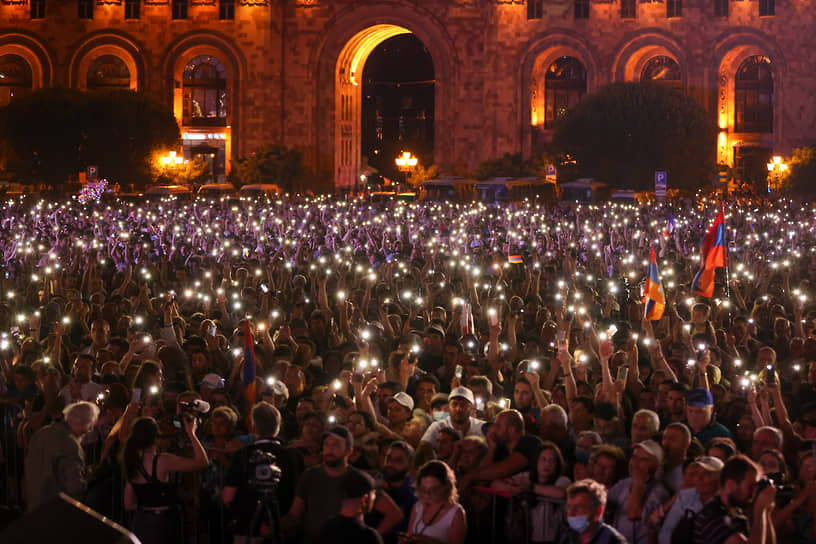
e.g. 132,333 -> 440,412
418,324 -> 446,374
199,372 -> 225,403
416,387 -> 485,458
657,456 -> 723,544
387,392 -> 415,433
605,440 -> 671,544
318,468 -> 382,544
282,425 -> 403,544
685,387 -> 733,446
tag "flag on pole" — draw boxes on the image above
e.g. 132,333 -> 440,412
663,212 -> 676,237
243,318 -> 257,407
691,205 -> 727,298
642,246 -> 665,321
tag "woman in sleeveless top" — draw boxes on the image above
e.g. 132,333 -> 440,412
122,416 -> 209,544
400,460 -> 466,544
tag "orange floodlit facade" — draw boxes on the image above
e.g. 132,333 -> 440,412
0,0 -> 804,191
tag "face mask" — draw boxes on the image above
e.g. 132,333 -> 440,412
568,515 -> 591,533
433,411 -> 447,421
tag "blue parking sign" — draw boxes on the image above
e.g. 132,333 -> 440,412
87,165 -> 98,179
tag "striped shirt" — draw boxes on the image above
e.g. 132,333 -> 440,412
693,496 -> 747,544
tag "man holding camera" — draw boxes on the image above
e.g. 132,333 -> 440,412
693,455 -> 776,544
222,401 -> 298,544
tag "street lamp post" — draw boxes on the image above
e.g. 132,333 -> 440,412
395,151 -> 418,187
766,155 -> 788,193
159,151 -> 187,185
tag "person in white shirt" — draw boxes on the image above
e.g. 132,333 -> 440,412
417,387 -> 484,459
59,354 -> 102,405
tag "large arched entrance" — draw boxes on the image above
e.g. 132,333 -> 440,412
335,24 -> 411,191
361,33 -> 434,187
313,6 -> 457,192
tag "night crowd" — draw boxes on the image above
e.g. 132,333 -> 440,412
0,192 -> 814,544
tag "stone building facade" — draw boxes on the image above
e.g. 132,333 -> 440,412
0,0 -> 805,191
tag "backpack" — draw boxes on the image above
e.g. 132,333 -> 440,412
670,508 -> 698,544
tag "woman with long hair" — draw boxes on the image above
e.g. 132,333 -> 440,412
400,460 -> 466,544
121,416 -> 208,544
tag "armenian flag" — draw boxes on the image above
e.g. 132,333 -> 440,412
243,318 -> 257,407
691,206 -> 727,298
642,246 -> 666,321
508,255 -> 523,264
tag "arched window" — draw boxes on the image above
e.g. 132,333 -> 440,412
735,56 -> 772,133
86,55 -> 130,90
0,54 -> 32,106
545,56 -> 586,128
183,55 -> 227,126
641,56 -> 681,88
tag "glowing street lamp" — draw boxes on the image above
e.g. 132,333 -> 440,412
766,155 -> 788,193
395,152 -> 418,172
162,151 -> 184,166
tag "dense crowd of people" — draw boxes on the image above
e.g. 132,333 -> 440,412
0,192 -> 815,544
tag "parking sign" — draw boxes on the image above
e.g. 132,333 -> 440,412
655,171 -> 667,200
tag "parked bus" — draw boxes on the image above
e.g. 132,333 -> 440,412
475,177 -> 556,205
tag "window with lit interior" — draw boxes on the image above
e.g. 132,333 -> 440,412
735,56 -> 773,133
183,56 -> 228,126
544,56 -> 587,128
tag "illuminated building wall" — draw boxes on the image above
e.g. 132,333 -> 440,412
0,0 -> 809,191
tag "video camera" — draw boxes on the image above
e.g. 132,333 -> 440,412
248,449 -> 282,493
172,399 -> 211,429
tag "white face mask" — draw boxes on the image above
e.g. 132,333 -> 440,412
567,515 -> 591,533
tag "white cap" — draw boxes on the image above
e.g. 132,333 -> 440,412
448,386 -> 475,405
392,392 -> 414,411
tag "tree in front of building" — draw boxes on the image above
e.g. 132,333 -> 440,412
0,88 -> 179,189
231,144 -> 303,193
552,82 -> 717,191
775,146 -> 816,197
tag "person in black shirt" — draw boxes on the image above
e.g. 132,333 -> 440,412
693,454 -> 776,544
222,401 -> 299,544
319,467 -> 383,544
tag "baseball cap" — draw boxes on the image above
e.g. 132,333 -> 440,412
270,380 -> 289,399
340,468 -> 376,499
322,425 -> 354,449
200,373 -> 225,390
687,387 -> 714,408
448,386 -> 475,405
634,440 -> 664,465
425,324 -> 446,338
692,456 -> 724,472
392,392 -> 415,411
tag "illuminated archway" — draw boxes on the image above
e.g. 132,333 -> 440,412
313,5 -> 458,192
335,24 -> 412,190
69,32 -> 142,91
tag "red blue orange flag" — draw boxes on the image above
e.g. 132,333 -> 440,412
691,205 -> 727,298
243,318 -> 257,407
642,246 -> 665,321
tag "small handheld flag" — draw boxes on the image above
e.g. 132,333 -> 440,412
642,246 -> 665,321
508,255 -> 523,264
663,212 -> 676,238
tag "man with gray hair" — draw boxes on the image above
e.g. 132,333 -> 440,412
751,425 -> 784,461
25,401 -> 99,511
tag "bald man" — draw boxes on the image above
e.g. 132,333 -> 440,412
458,409 -> 543,490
